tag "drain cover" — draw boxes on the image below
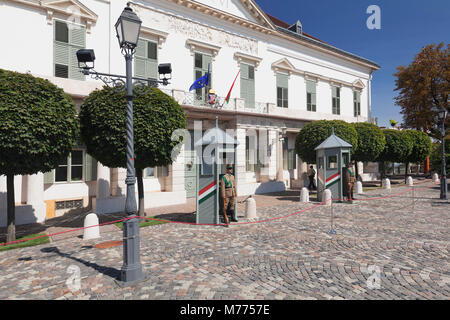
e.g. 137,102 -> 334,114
94,241 -> 123,249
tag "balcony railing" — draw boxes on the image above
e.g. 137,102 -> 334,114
180,91 -> 236,111
160,89 -> 269,114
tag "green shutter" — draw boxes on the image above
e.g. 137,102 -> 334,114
135,39 -> 146,58
69,24 -> 85,80
306,80 -> 315,92
69,45 -> 84,80
240,64 -> 255,108
277,73 -> 288,89
135,39 -> 158,80
70,25 -> 86,47
202,54 -> 212,72
54,42 -> 69,65
135,57 -> 147,78
44,170 -> 54,184
85,153 -> 97,182
146,59 -> 158,80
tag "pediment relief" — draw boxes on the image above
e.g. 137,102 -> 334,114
166,0 -> 276,32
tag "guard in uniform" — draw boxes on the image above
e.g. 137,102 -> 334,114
220,164 -> 237,225
345,161 -> 356,203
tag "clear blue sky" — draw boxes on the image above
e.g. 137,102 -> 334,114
255,0 -> 450,128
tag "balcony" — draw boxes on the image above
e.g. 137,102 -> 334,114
160,89 -> 369,123
160,89 -> 269,115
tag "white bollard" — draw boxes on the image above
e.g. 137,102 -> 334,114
433,173 -> 439,183
382,178 -> 391,189
323,189 -> 332,206
83,213 -> 100,240
245,196 -> 257,219
407,176 -> 414,186
300,187 -> 310,203
356,181 -> 363,194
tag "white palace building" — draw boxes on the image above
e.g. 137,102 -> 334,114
0,0 -> 379,226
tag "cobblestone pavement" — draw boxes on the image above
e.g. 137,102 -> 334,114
0,180 -> 449,300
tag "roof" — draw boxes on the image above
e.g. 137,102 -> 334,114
265,13 -> 380,70
314,132 -> 353,150
265,13 -> 325,44
194,127 -> 239,146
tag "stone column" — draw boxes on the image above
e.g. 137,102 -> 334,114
26,173 -> 46,223
236,127 -> 247,194
167,144 -> 186,193
96,162 -> 111,200
276,131 -> 283,182
267,130 -> 278,179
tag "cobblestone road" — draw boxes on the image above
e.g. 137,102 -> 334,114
0,180 -> 449,300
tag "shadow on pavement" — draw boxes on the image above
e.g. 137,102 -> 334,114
41,246 -> 120,280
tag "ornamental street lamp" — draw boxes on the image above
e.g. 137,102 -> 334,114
437,107 -> 448,200
76,2 -> 172,286
115,2 -> 143,286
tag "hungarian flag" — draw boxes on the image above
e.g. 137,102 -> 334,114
225,70 -> 240,104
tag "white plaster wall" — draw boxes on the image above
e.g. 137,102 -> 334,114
0,0 -> 374,119
44,182 -> 89,200
0,0 -> 377,210
194,0 -> 258,22
0,1 -> 52,75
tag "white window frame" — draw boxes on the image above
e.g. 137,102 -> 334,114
54,149 -> 85,184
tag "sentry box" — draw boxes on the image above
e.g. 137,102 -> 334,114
315,129 -> 352,203
194,124 -> 239,225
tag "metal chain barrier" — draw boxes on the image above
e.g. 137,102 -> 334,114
0,179 -> 442,247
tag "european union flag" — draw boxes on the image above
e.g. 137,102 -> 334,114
189,64 -> 210,91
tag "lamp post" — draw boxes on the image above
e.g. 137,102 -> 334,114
114,2 -> 143,285
77,3 -> 172,286
437,108 -> 448,200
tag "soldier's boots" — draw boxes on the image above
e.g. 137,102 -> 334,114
228,210 -> 238,222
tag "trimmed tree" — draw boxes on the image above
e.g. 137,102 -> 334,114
0,69 -> 79,242
352,122 -> 386,180
377,129 -> 413,183
79,86 -> 187,216
295,120 -> 358,164
403,130 -> 432,180
430,139 -> 450,174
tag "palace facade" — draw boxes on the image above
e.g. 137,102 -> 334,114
0,0 -> 379,226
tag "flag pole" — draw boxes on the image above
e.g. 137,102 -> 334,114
223,70 -> 240,108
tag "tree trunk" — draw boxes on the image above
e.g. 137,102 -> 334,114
6,174 -> 16,243
405,163 -> 409,184
136,169 -> 145,217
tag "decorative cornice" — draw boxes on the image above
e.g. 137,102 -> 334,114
186,39 -> 221,58
164,0 -> 276,34
7,0 -> 98,33
234,52 -> 262,69
272,58 -> 366,89
140,26 -> 169,49
158,0 -> 378,71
